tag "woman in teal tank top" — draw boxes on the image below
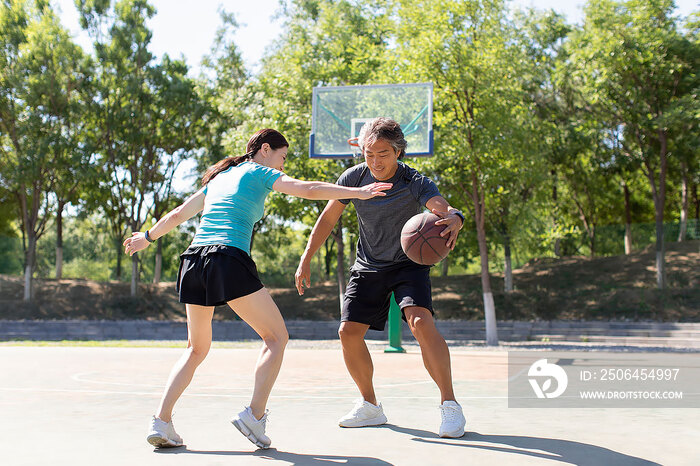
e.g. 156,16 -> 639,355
122,129 -> 391,450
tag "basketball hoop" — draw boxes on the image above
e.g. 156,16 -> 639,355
310,83 -> 433,158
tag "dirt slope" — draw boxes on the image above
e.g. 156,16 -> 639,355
1,241 -> 697,322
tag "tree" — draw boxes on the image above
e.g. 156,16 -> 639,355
488,7 -> 568,288
0,0 -> 86,300
196,7 -> 249,170
77,0 -> 205,295
50,52 -> 92,279
392,0 -> 536,345
568,0 -> 698,288
239,0 -> 391,306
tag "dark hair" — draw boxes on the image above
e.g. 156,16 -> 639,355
357,117 -> 408,159
201,129 -> 289,186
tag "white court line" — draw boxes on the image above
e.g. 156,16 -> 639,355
507,366 -> 529,383
0,387 -> 510,400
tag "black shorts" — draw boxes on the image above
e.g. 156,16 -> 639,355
177,244 -> 264,306
341,262 -> 433,331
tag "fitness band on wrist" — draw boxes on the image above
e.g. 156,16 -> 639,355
452,210 -> 465,226
145,230 -> 155,243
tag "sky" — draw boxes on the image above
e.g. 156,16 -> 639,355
52,0 -> 699,76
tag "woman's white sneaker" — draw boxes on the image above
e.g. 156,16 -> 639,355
232,406 -> 272,449
147,416 -> 184,448
339,399 -> 387,428
439,401 -> 466,438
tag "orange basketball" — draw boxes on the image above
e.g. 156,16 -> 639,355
401,212 -> 450,265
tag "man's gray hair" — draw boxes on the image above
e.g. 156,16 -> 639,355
357,117 -> 408,159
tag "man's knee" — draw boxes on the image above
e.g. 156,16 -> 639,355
338,322 -> 368,341
405,307 -> 435,338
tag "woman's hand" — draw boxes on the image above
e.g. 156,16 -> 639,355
355,182 -> 393,200
123,232 -> 151,256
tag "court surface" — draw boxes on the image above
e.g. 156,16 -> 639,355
1,342 -> 698,466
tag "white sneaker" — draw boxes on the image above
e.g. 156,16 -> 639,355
147,416 -> 184,448
339,399 -> 387,428
439,401 -> 466,438
232,406 -> 271,449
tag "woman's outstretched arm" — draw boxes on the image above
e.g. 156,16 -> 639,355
123,187 -> 206,256
272,175 -> 391,200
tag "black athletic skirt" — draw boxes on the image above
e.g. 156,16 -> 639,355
177,244 -> 264,306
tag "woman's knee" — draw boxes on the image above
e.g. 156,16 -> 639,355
187,342 -> 211,364
262,328 -> 289,352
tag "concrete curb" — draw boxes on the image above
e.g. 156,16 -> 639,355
1,320 -> 699,347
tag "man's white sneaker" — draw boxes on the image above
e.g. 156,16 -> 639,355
339,399 -> 387,428
439,401 -> 466,438
231,407 -> 271,449
147,416 -> 184,448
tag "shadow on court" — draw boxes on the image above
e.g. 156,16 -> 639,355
155,447 -> 393,465
383,424 -> 659,466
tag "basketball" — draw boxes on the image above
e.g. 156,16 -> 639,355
401,212 -> 450,265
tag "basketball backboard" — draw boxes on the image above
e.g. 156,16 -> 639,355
309,83 -> 434,158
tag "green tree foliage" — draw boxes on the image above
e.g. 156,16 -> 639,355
0,0 -> 87,300
76,0 -> 206,295
229,0 -> 392,299
567,0 -> 699,288
0,0 -> 697,329
391,0 -> 545,344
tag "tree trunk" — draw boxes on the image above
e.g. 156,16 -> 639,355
24,234 -> 36,302
647,133 -> 668,290
504,235 -> 513,293
324,239 -> 333,280
552,169 -> 562,257
115,237 -> 123,281
693,181 -> 699,221
478,225 -> 497,345
153,239 -> 162,284
623,181 -> 633,255
334,216 -> 346,312
573,197 -> 596,258
471,172 -> 498,346
131,253 -> 139,297
441,255 -> 449,277
316,250 -> 323,282
678,161 -> 688,242
654,209 -> 665,289
349,234 -> 356,267
55,200 -> 65,279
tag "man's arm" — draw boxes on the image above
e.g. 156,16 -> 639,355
295,199 -> 347,295
425,195 -> 464,250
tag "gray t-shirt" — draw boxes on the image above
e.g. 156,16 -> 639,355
337,161 -> 441,271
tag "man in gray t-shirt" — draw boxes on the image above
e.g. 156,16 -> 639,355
295,118 -> 467,438
337,160 -> 441,271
